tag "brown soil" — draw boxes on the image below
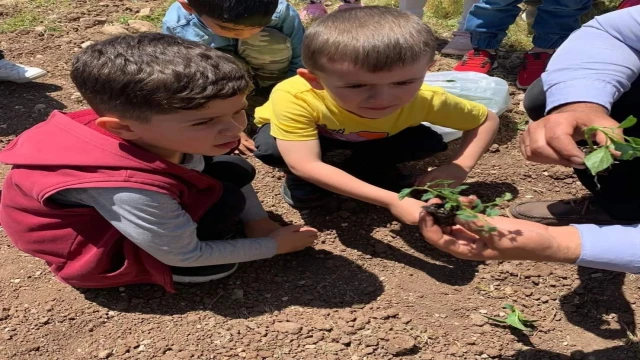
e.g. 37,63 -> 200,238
1,1 -> 639,360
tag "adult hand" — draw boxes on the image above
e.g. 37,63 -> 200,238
235,132 -> 256,156
414,162 -> 469,188
418,198 -> 581,263
520,103 -> 621,168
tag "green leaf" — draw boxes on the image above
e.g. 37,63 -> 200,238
584,146 -> 614,175
502,193 -> 513,201
485,208 -> 501,217
618,116 -> 637,129
505,312 -> 533,331
444,202 -> 455,210
420,192 -> 435,201
456,212 -> 478,221
613,143 -> 638,160
483,225 -> 498,233
454,185 -> 469,192
398,188 -> 413,200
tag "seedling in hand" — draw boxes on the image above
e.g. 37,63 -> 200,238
398,180 -> 512,233
583,116 -> 640,176
483,304 -> 537,333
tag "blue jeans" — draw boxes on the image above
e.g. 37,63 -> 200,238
464,0 -> 592,49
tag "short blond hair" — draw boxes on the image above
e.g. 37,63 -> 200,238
302,6 -> 437,73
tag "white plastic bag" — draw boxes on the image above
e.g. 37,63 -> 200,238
422,71 -> 510,142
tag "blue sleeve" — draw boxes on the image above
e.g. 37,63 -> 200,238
574,223 -> 640,273
274,2 -> 305,75
542,7 -> 640,113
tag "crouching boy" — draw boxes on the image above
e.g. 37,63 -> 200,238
0,33 -> 317,292
253,6 -> 500,225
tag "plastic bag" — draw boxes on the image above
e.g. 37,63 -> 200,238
422,71 -> 510,142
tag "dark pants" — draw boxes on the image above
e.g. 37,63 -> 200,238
195,155 -> 256,240
524,77 -> 640,220
253,123 -> 448,171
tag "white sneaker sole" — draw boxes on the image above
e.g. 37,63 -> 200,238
172,263 -> 238,283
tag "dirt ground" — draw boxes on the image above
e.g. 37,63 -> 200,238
1,1 -> 640,360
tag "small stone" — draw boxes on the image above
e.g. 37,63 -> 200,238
470,314 -> 487,327
98,350 -> 113,359
489,144 -> 500,153
274,322 -> 302,334
363,337 -> 378,347
485,348 -> 501,357
325,343 -> 346,353
387,334 -> 415,356
362,347 -> 376,355
34,26 -> 46,33
33,104 -> 46,112
102,25 -> 129,35
258,350 -> 273,358
127,20 -> 157,33
137,7 -> 152,16
38,317 -> 50,325
540,296 -> 550,303
81,41 -> 95,49
478,309 -> 488,314
231,289 -> 244,300
80,17 -> 107,29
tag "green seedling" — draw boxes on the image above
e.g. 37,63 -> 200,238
583,116 -> 640,176
398,180 -> 512,233
483,304 -> 537,332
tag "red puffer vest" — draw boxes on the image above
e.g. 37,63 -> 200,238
0,109 -> 222,292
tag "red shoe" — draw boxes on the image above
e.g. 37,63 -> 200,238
516,52 -> 552,89
453,50 -> 497,74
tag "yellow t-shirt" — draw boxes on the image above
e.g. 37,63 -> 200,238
254,76 -> 488,142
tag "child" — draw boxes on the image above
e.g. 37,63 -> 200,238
162,0 -> 304,88
453,0 -> 591,89
0,33 -> 317,292
162,0 -> 305,155
252,6 -> 500,225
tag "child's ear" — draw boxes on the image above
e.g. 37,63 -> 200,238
297,68 -> 324,90
177,0 -> 196,14
95,117 -> 141,140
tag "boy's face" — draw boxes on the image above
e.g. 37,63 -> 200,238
200,17 -> 264,39
112,95 -> 248,161
300,57 -> 431,119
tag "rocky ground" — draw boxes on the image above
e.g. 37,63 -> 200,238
1,1 -> 639,359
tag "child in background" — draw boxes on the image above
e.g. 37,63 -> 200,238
0,34 -> 317,292
252,7 -> 499,225
163,0 -> 305,154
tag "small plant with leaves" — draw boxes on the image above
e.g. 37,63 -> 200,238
398,180 -> 512,233
483,304 -> 537,333
583,116 -> 640,176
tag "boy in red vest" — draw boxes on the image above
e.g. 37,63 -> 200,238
0,33 -> 317,292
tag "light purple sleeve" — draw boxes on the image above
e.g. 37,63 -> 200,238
543,7 -> 640,113
573,224 -> 640,273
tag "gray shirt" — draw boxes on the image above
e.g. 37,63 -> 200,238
50,154 -> 277,267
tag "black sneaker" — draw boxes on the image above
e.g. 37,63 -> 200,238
281,173 -> 329,208
171,263 -> 238,283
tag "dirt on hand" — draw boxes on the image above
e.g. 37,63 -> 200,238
1,1 -> 639,360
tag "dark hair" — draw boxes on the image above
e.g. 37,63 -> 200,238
70,33 -> 252,122
302,6 -> 437,73
188,0 -> 278,27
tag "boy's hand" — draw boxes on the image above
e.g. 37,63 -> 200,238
415,162 -> 469,188
387,197 -> 427,225
269,225 -> 318,254
418,199 -> 581,263
235,132 -> 256,156
244,217 -> 282,238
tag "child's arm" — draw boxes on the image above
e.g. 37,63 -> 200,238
277,139 -> 428,225
51,186 -> 315,266
275,1 -> 305,75
416,111 -> 500,187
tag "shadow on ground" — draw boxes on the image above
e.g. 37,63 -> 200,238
513,345 -> 639,360
560,267 -> 636,340
0,81 -> 65,137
